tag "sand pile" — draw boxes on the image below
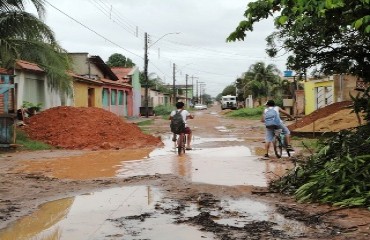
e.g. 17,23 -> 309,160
23,106 -> 163,150
288,101 -> 355,132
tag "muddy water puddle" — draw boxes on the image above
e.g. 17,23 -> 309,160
0,186 -> 315,240
116,136 -> 290,187
16,136 -> 292,187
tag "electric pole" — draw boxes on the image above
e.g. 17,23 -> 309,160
172,63 -> 176,104
144,32 -> 149,117
190,75 -> 198,105
185,74 -> 188,107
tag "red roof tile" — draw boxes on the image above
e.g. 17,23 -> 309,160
0,68 -> 10,74
67,71 -> 103,85
111,67 -> 132,80
16,60 -> 44,73
101,78 -> 132,88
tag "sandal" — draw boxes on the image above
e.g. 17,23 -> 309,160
186,147 -> 192,150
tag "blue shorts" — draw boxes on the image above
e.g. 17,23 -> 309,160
265,124 -> 290,142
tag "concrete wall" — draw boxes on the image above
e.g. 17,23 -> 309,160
333,74 -> 358,102
73,82 -> 102,108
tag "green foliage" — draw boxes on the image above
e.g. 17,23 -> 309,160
106,53 -> 135,67
153,105 -> 173,116
0,1 -> 73,95
226,107 -> 264,119
221,84 -> 236,96
270,125 -> 370,208
16,129 -> 52,150
227,0 -> 370,124
22,101 -> 42,110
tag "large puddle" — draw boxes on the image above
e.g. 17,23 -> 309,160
16,135 -> 292,187
0,133 -> 307,239
0,186 -> 313,240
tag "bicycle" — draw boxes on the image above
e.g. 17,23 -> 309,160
173,132 -> 187,155
273,128 -> 291,158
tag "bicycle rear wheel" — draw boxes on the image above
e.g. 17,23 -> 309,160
273,136 -> 283,158
177,134 -> 186,155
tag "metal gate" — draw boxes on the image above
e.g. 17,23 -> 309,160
316,86 -> 333,109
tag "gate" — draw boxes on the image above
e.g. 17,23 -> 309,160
0,73 -> 16,147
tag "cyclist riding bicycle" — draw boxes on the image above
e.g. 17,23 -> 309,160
261,100 -> 294,158
169,102 -> 194,150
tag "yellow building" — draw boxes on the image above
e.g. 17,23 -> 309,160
69,72 -> 103,108
304,78 -> 334,114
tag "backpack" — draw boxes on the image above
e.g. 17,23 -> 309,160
264,108 -> 281,129
170,110 -> 186,134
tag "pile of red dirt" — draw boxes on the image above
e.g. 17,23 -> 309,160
288,101 -> 353,131
23,106 -> 163,150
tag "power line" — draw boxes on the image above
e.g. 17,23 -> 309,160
44,0 -> 143,60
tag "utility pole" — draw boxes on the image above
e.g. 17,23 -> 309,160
144,32 -> 149,117
172,63 -> 176,104
185,74 -> 188,107
190,75 -> 198,105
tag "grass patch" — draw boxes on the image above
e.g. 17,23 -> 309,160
16,129 -> 53,150
136,119 -> 154,126
226,107 -> 264,119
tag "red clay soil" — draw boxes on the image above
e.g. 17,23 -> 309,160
288,101 -> 353,131
23,106 -> 163,150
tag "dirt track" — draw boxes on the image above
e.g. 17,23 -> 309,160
0,104 -> 369,239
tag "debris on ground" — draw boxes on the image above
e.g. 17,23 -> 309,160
23,106 -> 163,150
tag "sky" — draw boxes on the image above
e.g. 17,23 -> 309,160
30,0 -> 288,97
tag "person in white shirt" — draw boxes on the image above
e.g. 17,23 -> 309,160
169,102 -> 194,150
261,100 -> 294,158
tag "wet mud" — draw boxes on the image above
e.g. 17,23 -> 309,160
0,104 -> 369,239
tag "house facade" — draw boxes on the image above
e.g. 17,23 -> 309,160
12,60 -> 74,110
69,53 -> 134,117
111,67 -> 141,117
303,74 -> 363,115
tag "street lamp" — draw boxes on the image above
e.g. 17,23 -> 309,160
144,32 -> 180,118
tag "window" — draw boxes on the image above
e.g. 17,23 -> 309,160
24,78 -> 45,106
111,89 -> 117,105
102,88 -> 109,106
118,90 -> 123,105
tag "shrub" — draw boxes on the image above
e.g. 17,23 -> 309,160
154,105 -> 173,116
226,107 -> 264,119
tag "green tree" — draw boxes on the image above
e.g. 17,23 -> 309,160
106,53 -> 135,67
238,62 -> 281,103
227,0 -> 370,121
221,84 -> 236,96
0,0 -> 72,94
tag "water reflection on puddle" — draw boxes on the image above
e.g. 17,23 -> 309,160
0,186 -> 310,240
117,136 -> 280,187
0,186 -> 214,240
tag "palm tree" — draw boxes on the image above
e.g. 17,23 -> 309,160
241,62 -> 281,101
0,0 -> 72,94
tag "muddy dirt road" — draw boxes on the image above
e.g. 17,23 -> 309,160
0,104 -> 369,239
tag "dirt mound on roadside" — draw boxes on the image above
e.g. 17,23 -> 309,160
288,101 -> 353,132
23,106 -> 163,150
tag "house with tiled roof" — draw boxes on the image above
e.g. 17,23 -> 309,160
111,67 -> 141,117
69,53 -> 135,117
12,60 -> 75,110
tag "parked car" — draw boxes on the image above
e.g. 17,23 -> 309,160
194,104 -> 207,110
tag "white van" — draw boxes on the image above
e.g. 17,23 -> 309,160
221,95 -> 237,110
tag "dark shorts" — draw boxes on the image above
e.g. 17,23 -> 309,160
183,127 -> 191,134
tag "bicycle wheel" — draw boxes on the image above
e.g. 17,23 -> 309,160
273,135 -> 283,158
177,133 -> 186,155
